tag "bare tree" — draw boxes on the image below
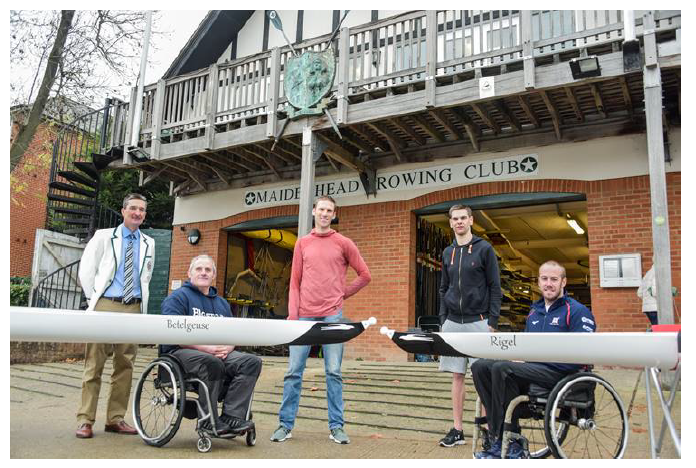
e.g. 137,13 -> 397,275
10,10 -> 156,171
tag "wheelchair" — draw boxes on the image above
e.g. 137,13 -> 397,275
472,370 -> 629,459
132,353 -> 256,453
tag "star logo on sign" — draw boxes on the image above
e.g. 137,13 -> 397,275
244,192 -> 256,206
520,156 -> 538,173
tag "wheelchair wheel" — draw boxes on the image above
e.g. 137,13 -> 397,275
544,373 -> 628,459
197,436 -> 212,453
133,356 -> 186,447
521,417 -> 555,458
246,412 -> 256,446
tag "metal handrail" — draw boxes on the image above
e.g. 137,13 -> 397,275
31,259 -> 85,310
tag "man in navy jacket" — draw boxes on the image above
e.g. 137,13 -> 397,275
162,255 -> 262,436
472,260 -> 596,459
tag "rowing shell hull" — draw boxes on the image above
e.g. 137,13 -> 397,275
10,307 -> 376,346
382,329 -> 680,369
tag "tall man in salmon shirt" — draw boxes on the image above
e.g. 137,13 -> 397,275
270,196 -> 371,445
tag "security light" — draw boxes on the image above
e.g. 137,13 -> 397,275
187,228 -> 201,245
569,56 -> 601,80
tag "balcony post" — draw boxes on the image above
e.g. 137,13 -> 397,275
337,27 -> 350,124
205,63 -> 220,150
266,47 -> 281,138
521,10 -> 535,89
642,10 -> 673,326
150,80 -> 166,159
123,86 -> 138,165
425,10 -> 438,107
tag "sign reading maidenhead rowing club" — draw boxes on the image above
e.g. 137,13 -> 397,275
244,153 -> 539,208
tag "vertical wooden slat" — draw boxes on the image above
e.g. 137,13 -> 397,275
425,10 -> 437,107
521,10 -> 535,90
391,22 -> 398,73
205,64 -> 219,150
382,26 -> 388,76
337,27 -> 350,124
230,66 -> 237,110
266,47 -> 281,137
124,86 -> 138,152
151,79 -> 166,158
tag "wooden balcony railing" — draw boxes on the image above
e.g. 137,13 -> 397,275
112,10 -> 680,161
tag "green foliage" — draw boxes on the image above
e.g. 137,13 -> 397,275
10,277 -> 32,306
98,170 -> 174,229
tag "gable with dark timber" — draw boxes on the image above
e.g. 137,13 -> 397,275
163,10 -> 254,79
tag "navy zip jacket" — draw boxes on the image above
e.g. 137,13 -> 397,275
160,281 -> 232,354
438,235 -> 502,329
525,294 -> 596,373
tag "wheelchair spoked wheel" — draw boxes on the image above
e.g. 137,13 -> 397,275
521,417 -> 556,459
246,412 -> 256,446
544,373 -> 628,459
133,356 -> 186,447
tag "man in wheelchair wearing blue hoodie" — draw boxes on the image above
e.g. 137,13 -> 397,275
161,254 -> 262,436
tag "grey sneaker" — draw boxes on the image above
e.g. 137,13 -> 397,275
329,426 -> 350,444
270,425 -> 292,442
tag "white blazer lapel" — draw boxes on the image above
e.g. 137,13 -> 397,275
139,234 -> 149,273
111,226 -> 122,268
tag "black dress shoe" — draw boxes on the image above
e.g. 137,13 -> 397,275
220,414 -> 255,434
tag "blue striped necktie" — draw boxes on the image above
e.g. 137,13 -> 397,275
123,234 -> 135,303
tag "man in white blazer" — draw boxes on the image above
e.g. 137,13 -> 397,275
75,193 -> 155,439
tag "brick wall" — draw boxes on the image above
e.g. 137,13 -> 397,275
586,173 -> 681,331
169,175 -> 681,360
10,120 -> 56,277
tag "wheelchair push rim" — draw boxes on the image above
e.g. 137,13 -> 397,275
545,374 -> 628,459
133,357 -> 186,447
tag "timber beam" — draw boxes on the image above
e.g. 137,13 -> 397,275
470,103 -> 501,134
490,100 -> 521,132
618,77 -> 634,118
162,162 -> 206,190
388,117 -> 426,146
564,87 -> 585,122
238,147 -> 281,179
342,129 -> 377,154
315,133 -> 369,173
206,150 -> 258,173
251,143 -> 296,164
589,83 -> 606,118
540,91 -> 562,140
230,149 -> 271,173
516,95 -> 539,128
410,114 -> 446,142
365,121 -> 405,161
448,107 -> 481,151
429,108 -> 465,139
141,167 -> 166,185
350,124 -> 388,152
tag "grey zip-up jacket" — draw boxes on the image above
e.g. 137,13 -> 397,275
438,235 -> 502,329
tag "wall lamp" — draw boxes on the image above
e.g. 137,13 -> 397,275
187,228 -> 201,245
569,56 -> 601,80
565,214 -> 585,235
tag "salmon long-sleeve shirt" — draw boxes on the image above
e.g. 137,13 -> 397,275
287,228 -> 371,320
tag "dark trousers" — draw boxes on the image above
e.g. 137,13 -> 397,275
645,311 -> 658,325
471,359 -> 566,440
172,349 -> 262,421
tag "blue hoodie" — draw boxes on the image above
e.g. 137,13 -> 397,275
525,294 -> 596,373
160,280 -> 232,354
